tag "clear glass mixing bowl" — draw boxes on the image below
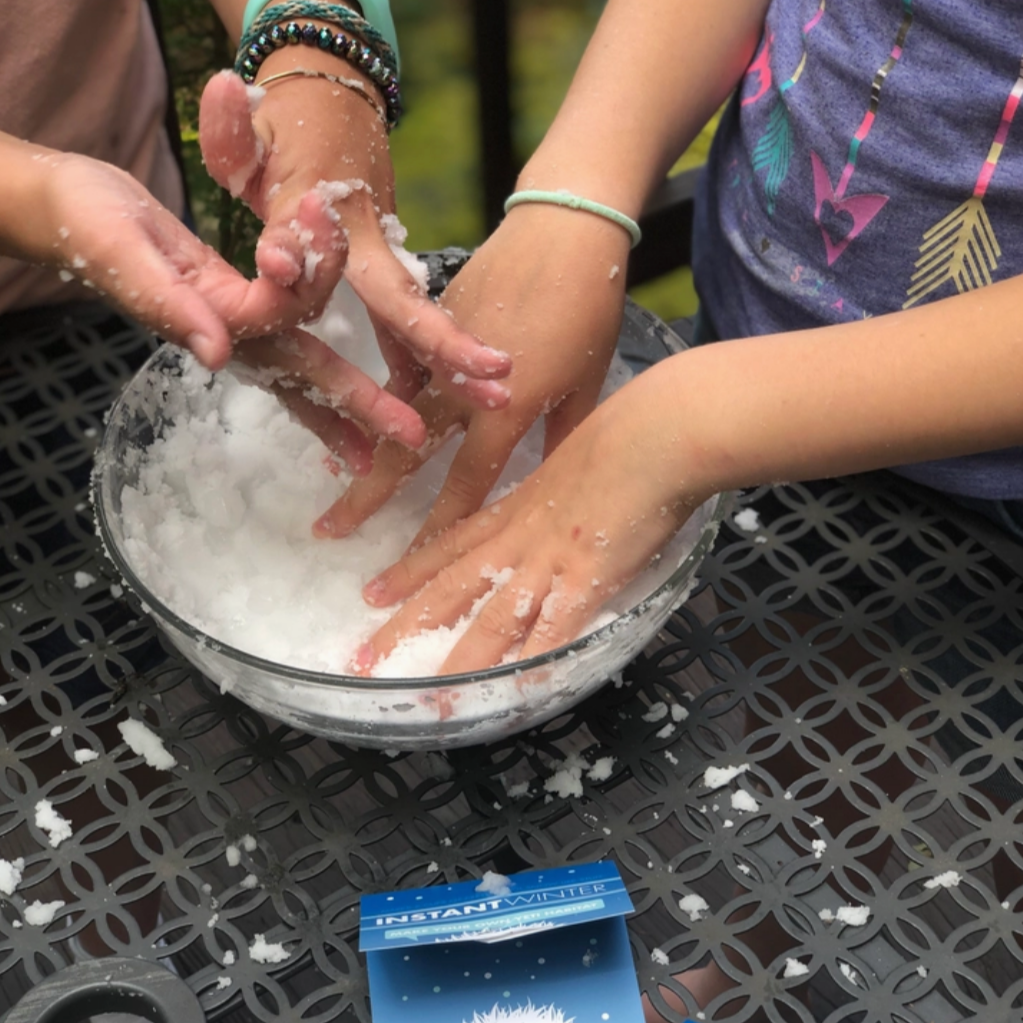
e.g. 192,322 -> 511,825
94,255 -> 726,749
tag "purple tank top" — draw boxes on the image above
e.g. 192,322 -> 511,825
693,0 -> 1023,498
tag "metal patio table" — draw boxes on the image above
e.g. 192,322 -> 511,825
2,297 -> 1023,1023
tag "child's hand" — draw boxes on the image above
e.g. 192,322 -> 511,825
349,367 -> 704,675
310,203 -> 632,542
232,325 -> 426,474
8,148 -> 343,370
199,70 -> 512,408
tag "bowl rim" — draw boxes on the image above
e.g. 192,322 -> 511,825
94,302 -> 729,692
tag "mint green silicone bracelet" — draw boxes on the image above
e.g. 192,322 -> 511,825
241,0 -> 400,69
503,190 -> 642,249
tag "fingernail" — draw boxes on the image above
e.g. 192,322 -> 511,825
312,513 -> 336,538
363,577 -> 388,605
186,332 -> 219,367
352,642 -> 376,672
482,383 -> 511,408
482,346 -> 513,370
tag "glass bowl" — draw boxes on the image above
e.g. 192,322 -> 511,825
94,257 -> 726,750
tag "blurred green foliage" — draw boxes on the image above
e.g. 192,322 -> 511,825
157,0 -> 707,320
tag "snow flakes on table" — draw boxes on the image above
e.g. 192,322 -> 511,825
0,857 -> 25,896
117,718 -> 176,771
923,870 -> 962,890
678,893 -> 709,922
701,764 -> 749,791
34,800 -> 73,847
819,905 -> 871,926
732,508 -> 761,532
782,958 -> 809,978
248,934 -> 291,963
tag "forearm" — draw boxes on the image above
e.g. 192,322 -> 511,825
0,132 -> 61,263
632,276 -> 1023,505
517,0 -> 771,218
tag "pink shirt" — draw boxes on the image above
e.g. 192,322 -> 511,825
0,0 -> 184,312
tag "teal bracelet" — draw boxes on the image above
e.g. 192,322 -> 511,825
242,0 -> 400,69
503,190 -> 642,249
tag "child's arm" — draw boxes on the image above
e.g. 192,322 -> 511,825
0,131 -> 425,464
353,270 -> 1023,673
313,0 -> 772,540
0,131 -> 340,366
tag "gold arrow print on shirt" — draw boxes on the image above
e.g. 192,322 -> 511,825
904,55 -> 1023,309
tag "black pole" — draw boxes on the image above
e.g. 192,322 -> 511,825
470,0 -> 518,235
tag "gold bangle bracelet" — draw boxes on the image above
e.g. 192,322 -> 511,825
253,68 -> 387,127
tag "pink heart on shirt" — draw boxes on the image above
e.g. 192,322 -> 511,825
810,151 -> 889,265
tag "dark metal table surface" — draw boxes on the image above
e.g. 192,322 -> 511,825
2,301 -> 1023,1023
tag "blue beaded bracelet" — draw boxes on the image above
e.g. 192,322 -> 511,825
503,190 -> 642,248
235,3 -> 401,129
242,0 -> 400,70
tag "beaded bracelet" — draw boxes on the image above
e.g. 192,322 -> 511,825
503,190 -> 642,249
242,0 -> 401,69
241,1 -> 398,74
235,4 -> 401,129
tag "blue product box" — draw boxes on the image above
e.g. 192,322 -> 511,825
360,861 -> 645,1023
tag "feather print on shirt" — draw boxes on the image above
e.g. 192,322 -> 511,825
903,55 -> 1023,308
750,0 -> 827,214
810,0 -> 914,266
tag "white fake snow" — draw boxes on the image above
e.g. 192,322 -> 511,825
117,719 -> 176,770
916,965 -> 927,978
923,870 -> 962,889
249,934 -> 291,963
651,948 -> 669,965
35,800 -> 73,847
642,702 -> 669,722
24,900 -> 66,926
811,839 -> 827,859
223,951 -> 236,966
702,764 -> 749,791
678,893 -> 709,922
73,571 -> 97,589
0,857 -> 25,896
216,976 -> 232,990
783,958 -> 809,978
730,791 -> 759,813
819,905 -> 871,926
733,508 -> 761,532
544,755 -> 587,799
840,962 -> 858,984
587,757 -> 616,782
112,281 -> 700,684
73,748 -> 100,764
476,871 -> 512,897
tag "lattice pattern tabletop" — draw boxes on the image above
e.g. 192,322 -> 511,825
2,299 -> 1023,1023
